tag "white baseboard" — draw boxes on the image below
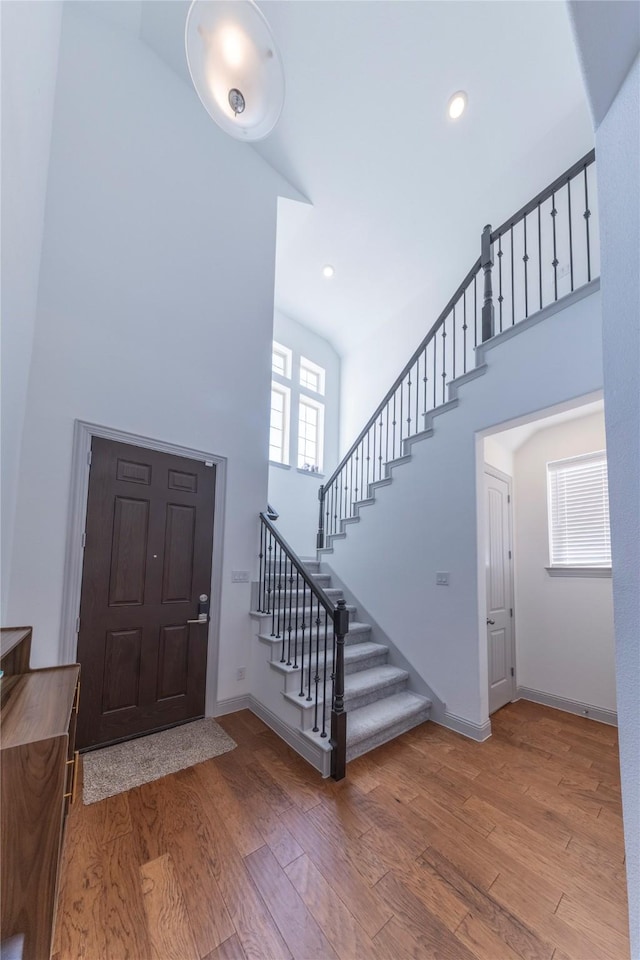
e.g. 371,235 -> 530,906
434,712 -> 492,742
214,695 -> 329,776
516,686 -> 617,726
214,695 -> 252,717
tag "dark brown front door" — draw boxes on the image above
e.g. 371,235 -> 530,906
76,437 -> 216,750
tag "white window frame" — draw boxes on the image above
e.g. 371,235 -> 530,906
546,450 -> 612,578
269,383 -> 291,466
272,341 -> 292,380
297,394 -> 325,472
299,355 -> 325,396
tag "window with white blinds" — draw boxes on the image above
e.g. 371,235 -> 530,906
547,451 -> 611,567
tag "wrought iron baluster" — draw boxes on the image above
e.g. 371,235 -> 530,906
551,190 -> 558,300
538,203 -> 542,310
523,213 -> 529,319
310,596 -> 319,706
286,562 -> 294,664
399,378 -> 404,446
366,430 -> 371,494
299,581 -> 307,696
258,521 -> 264,612
474,272 -> 478,347
497,233 -> 503,331
441,315 -> 447,404
267,531 -> 274,628
321,613 -> 328,738
584,165 -> 591,282
452,303 -> 456,381
510,227 -> 515,325
392,392 -> 397,461
414,361 -> 419,436
378,414 -> 384,477
422,346 -> 428,420
433,336 -> 437,409
385,402 -> 390,468
462,289 -> 468,374
406,370 -> 412,439
293,570 -> 299,668
565,177 -> 574,293
349,453 -> 353,517
372,419 -> 377,483
276,541 -> 283,639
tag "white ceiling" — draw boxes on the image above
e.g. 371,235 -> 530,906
137,0 -> 594,357
487,397 -> 605,453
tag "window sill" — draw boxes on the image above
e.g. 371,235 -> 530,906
297,468 -> 325,479
546,566 -> 612,578
269,460 -> 291,471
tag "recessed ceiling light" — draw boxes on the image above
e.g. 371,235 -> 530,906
448,91 -> 467,120
322,265 -> 335,279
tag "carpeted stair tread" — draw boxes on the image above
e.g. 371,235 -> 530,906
346,692 -> 432,747
344,665 -> 408,697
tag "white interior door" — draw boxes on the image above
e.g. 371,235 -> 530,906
485,469 -> 515,714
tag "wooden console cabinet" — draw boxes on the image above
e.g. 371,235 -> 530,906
1,627 -> 80,960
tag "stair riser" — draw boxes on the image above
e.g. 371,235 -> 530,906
255,604 -> 356,620
278,650 -> 388,693
261,631 -> 372,661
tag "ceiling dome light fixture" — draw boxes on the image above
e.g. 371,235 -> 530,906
322,265 -> 335,279
447,91 -> 467,120
185,0 -> 285,141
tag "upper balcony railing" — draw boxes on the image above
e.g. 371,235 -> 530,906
317,150 -> 598,547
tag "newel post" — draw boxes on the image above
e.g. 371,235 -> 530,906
330,598 -> 349,781
481,224 -> 495,342
316,484 -> 325,550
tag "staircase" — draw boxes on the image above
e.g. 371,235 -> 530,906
252,150 -> 598,779
252,559 -> 431,766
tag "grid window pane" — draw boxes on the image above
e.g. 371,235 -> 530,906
269,386 -> 289,463
300,357 -> 325,395
298,399 -> 322,469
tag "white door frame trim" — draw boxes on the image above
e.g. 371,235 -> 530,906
484,464 -> 516,710
59,420 -> 227,719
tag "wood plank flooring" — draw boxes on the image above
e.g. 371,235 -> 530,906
53,701 -> 630,960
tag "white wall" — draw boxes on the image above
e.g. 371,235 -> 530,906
483,436 -> 514,477
597,55 -> 640,958
0,1 -> 63,616
5,4 -> 292,706
512,412 -> 615,711
268,310 -> 340,556
323,287 -> 603,728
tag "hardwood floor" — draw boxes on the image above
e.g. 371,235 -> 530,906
53,701 -> 630,960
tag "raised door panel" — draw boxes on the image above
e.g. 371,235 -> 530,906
161,504 -> 196,604
157,625 -> 189,701
108,498 -> 150,606
102,629 -> 142,713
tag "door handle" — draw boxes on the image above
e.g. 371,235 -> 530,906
486,618 -> 495,625
187,616 -> 208,624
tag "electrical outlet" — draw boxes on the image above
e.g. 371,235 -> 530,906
236,666 -> 246,681
232,570 -> 249,583
436,571 -> 449,586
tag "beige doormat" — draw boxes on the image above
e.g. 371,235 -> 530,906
82,718 -> 236,805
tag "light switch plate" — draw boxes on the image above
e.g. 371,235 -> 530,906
436,571 -> 449,586
232,570 -> 249,583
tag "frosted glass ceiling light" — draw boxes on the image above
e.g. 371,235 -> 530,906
185,0 -> 285,141
448,91 -> 467,120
